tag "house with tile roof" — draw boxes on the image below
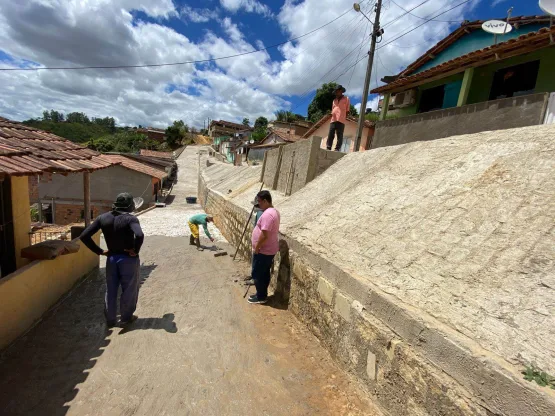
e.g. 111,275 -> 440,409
0,117 -> 120,349
37,153 -> 172,225
371,16 -> 555,149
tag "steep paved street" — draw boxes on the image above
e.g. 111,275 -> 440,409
0,146 -> 381,416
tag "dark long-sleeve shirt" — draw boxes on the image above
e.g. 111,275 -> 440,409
80,211 -> 144,256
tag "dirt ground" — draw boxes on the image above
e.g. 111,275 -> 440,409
0,146 -> 382,416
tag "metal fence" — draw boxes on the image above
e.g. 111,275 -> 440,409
29,230 -> 70,246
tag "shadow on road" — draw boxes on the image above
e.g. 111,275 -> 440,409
0,269 -> 113,416
119,313 -> 178,334
163,195 -> 176,205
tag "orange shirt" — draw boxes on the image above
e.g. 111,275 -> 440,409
331,96 -> 350,124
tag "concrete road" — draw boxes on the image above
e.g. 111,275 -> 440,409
0,146 -> 382,416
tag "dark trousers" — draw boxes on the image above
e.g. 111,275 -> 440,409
252,253 -> 275,300
326,121 -> 345,151
105,254 -> 140,322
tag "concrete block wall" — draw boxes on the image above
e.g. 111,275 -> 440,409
373,93 -> 549,149
262,137 -> 340,195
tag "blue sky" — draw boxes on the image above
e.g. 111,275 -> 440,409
0,0 -> 548,127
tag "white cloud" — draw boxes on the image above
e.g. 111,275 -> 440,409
491,0 -> 507,7
0,0 -> 480,128
181,6 -> 219,23
220,0 -> 272,17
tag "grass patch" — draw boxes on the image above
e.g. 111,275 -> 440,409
522,366 -> 555,389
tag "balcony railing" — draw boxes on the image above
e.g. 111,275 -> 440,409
29,229 -> 70,246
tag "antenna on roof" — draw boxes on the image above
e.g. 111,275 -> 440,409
539,0 -> 555,43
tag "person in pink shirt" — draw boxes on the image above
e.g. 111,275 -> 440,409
326,85 -> 350,152
249,190 -> 280,304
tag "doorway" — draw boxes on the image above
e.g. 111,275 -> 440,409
0,179 -> 16,278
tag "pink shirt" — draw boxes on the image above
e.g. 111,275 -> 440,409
331,96 -> 350,124
251,207 -> 280,255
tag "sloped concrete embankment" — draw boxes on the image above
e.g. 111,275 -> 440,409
200,124 -> 555,416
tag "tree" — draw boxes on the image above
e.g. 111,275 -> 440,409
165,125 -> 184,148
308,82 -> 361,123
349,105 -> 359,118
242,118 -> 250,127
274,110 -> 297,122
66,112 -> 91,124
252,116 -> 269,142
254,116 -> 268,131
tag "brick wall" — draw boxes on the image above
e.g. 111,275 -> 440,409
28,176 -> 39,203
54,204 -> 111,225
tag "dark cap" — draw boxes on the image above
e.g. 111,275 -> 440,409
334,84 -> 346,93
113,192 -> 135,212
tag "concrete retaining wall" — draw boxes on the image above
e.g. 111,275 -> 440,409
199,176 -> 490,415
373,93 -> 549,149
199,124 -> 555,416
262,137 -> 338,195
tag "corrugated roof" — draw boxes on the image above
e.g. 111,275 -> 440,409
140,149 -> 173,159
210,119 -> 253,131
302,114 -> 374,139
100,154 -> 168,180
0,117 -> 117,177
372,24 -> 555,94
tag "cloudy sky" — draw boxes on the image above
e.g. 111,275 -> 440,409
0,0 -> 543,128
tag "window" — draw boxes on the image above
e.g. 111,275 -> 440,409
489,60 -> 540,100
418,84 -> 445,113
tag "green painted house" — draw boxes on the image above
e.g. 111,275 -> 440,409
373,15 -> 554,118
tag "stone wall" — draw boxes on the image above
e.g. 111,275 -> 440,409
373,93 -> 549,149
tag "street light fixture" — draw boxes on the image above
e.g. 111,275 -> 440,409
353,2 -> 373,24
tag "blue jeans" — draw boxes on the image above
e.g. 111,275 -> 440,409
252,253 -> 275,301
105,254 -> 140,322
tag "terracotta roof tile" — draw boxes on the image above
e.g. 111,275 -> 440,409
0,117 -> 117,176
100,154 -> 167,180
373,24 -> 555,94
399,15 -> 552,77
140,149 -> 173,159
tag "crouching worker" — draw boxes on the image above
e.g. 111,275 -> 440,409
188,214 -> 215,250
80,193 -> 144,328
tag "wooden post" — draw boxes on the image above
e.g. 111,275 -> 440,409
83,171 -> 91,227
272,146 -> 284,190
380,93 -> 391,121
457,68 -> 474,107
259,151 -> 268,183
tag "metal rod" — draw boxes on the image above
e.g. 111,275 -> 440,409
233,181 -> 264,261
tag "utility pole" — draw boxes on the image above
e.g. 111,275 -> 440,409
353,0 -> 383,152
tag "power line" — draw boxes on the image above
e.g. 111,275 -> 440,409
382,0 -> 434,28
0,8 -> 354,72
389,0 -> 462,24
378,0 -> 472,50
347,19 -> 371,90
